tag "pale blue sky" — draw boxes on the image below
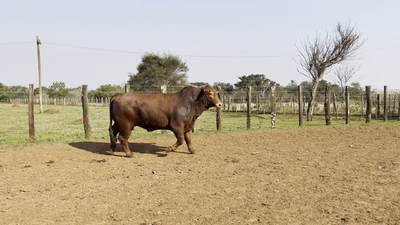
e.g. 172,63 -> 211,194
1,0 -> 399,90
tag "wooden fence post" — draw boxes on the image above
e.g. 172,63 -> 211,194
216,86 -> 223,131
298,85 -> 303,127
345,86 -> 350,124
324,86 -> 331,125
81,85 -> 91,138
271,85 -> 276,128
383,86 -> 388,122
365,86 -> 372,123
333,94 -> 338,119
125,85 -> 130,93
246,86 -> 252,130
28,84 -> 35,141
377,94 -> 381,119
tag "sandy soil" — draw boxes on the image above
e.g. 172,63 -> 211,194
1,125 -> 399,224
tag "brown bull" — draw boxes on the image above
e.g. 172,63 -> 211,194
109,85 -> 222,157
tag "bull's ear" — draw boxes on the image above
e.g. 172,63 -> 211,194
196,87 -> 205,100
203,88 -> 211,94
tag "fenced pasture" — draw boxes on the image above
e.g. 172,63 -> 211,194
1,101 -> 398,147
1,84 -> 400,145
3,85 -> 400,118
1,85 -> 400,224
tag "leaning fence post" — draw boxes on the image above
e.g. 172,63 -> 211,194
28,84 -> 35,141
365,86 -> 372,123
271,85 -> 276,128
81,85 -> 91,138
125,85 -> 130,93
298,85 -> 303,126
246,86 -> 252,130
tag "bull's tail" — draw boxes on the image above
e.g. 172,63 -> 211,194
109,96 -> 118,143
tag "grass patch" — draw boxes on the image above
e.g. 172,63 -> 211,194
0,103 -> 398,147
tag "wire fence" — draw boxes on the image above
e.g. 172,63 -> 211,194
2,85 -> 399,118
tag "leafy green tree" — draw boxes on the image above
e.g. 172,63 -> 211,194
234,74 -> 277,97
350,82 -> 363,99
0,83 -> 9,100
284,80 -> 299,96
8,86 -> 29,99
89,84 -> 124,98
34,86 -> 48,98
47,81 -> 70,98
190,82 -> 210,87
128,53 -> 189,91
212,82 -> 234,94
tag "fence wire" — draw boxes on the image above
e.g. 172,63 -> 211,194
2,85 -> 400,118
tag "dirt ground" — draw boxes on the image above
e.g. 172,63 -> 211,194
1,125 -> 400,224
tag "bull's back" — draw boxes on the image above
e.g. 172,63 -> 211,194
112,93 -> 177,131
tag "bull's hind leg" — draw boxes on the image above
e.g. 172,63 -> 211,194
118,128 -> 133,158
184,132 -> 195,154
109,123 -> 119,155
166,130 -> 184,152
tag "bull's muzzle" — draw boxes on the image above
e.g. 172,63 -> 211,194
216,102 -> 222,108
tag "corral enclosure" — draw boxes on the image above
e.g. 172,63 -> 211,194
1,89 -> 400,224
3,85 -> 400,118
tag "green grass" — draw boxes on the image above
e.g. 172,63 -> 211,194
0,103 -> 398,147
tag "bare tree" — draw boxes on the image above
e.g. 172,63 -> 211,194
296,21 -> 366,121
332,63 -> 361,101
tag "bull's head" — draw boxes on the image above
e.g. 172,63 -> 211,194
203,85 -> 222,108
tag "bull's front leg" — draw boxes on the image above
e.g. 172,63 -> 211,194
184,132 -> 195,154
166,130 -> 184,152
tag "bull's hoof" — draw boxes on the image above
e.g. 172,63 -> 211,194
189,149 -> 196,154
166,146 -> 176,152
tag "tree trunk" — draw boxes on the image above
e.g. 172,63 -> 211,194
306,81 -> 319,121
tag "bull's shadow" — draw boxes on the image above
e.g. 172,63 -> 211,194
69,141 -> 167,157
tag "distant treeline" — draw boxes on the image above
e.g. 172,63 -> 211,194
0,79 -> 377,104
